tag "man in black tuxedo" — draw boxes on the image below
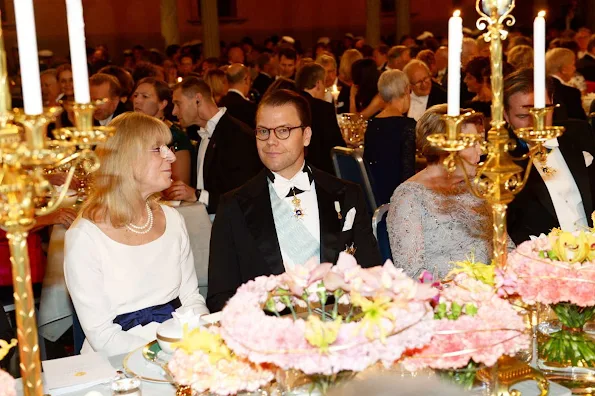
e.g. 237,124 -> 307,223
403,60 -> 447,121
295,63 -> 346,175
547,47 -> 587,121
577,35 -> 595,82
278,47 -> 297,80
164,77 -> 262,214
219,63 -> 257,128
504,68 -> 595,244
89,73 -> 128,126
207,90 -> 381,312
252,53 -> 275,99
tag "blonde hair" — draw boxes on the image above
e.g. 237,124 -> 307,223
81,112 -> 172,228
417,104 -> 484,163
339,49 -> 363,83
204,69 -> 227,102
507,45 -> 533,70
546,47 -> 575,76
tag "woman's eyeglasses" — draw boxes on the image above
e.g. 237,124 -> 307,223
149,145 -> 176,163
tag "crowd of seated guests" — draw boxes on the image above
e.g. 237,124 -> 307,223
4,22 -> 595,362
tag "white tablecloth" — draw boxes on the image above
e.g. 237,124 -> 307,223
15,354 -> 176,396
37,202 -> 212,341
14,354 -> 571,396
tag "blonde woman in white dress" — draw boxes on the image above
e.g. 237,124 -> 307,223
65,112 -> 208,356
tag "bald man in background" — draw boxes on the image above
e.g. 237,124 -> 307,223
219,63 -> 257,128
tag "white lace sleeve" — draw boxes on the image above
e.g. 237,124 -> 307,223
387,184 -> 426,278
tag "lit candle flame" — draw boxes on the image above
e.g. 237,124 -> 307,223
538,10 -> 546,17
453,10 -> 461,17
177,77 -> 183,83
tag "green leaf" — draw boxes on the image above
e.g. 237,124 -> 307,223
465,303 -> 478,316
451,302 -> 463,320
547,250 -> 558,260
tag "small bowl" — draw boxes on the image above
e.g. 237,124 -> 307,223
156,318 -> 182,354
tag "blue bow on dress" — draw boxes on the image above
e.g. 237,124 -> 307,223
113,297 -> 181,331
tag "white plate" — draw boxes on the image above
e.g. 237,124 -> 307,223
122,344 -> 172,384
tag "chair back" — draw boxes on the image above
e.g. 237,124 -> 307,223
332,147 -> 377,214
372,203 -> 392,262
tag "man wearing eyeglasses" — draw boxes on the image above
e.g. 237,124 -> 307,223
207,89 -> 381,312
403,60 -> 447,121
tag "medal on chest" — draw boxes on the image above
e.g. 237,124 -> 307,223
536,148 -> 557,176
292,192 -> 305,219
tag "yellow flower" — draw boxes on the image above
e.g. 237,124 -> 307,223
586,233 -> 595,261
304,315 -> 342,352
172,325 -> 232,364
550,231 -> 589,263
446,259 -> 495,286
351,292 -> 395,342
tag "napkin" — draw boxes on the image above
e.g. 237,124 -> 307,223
173,306 -> 202,329
42,352 -> 116,395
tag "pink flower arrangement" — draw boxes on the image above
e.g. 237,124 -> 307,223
167,326 -> 274,395
503,235 -> 595,306
403,271 -> 529,371
218,253 -> 438,376
0,370 -> 15,396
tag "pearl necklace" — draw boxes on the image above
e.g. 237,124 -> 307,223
126,203 -> 154,234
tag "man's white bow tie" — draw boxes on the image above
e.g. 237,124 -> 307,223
198,127 -> 211,140
273,171 -> 311,198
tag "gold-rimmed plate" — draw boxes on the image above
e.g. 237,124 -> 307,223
122,342 -> 172,384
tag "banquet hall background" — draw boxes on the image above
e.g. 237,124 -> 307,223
1,0 -> 595,393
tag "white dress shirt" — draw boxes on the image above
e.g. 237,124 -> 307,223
324,77 -> 339,103
64,205 -> 209,356
534,139 -> 588,232
196,107 -> 227,207
407,92 -> 429,121
228,88 -> 248,101
270,165 -> 321,270
98,112 -> 115,126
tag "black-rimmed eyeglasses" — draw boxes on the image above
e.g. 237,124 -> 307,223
255,125 -> 304,141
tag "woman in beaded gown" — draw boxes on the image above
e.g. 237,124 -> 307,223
387,104 -> 507,279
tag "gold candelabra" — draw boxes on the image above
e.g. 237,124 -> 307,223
428,1 -> 560,394
0,20 -> 114,392
428,0 -> 563,271
0,102 -> 113,396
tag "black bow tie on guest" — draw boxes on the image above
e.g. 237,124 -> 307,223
267,165 -> 314,197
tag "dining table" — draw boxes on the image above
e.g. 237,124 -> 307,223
37,201 -> 212,342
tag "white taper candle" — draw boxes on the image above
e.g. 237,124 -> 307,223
534,10 -> 546,109
13,0 -> 43,115
66,0 -> 90,103
447,10 -> 462,116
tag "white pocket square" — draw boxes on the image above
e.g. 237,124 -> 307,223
584,151 -> 593,167
342,208 -> 356,232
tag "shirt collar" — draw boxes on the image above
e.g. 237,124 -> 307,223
410,91 -> 429,102
544,138 -> 559,149
204,107 -> 227,136
99,113 -> 115,126
228,88 -> 248,101
268,161 -> 311,183
261,71 -> 271,78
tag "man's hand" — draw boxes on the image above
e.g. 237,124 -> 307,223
163,181 -> 198,202
36,208 -> 78,229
